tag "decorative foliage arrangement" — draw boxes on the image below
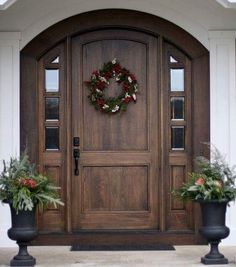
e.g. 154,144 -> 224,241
85,58 -> 138,114
0,152 -> 64,213
173,145 -> 236,201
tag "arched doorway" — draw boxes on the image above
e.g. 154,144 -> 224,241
21,9 -> 209,245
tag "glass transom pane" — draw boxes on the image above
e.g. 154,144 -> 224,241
45,98 -> 59,121
171,126 -> 185,150
170,69 -> 184,91
51,56 -> 59,64
45,127 -> 59,150
170,56 -> 178,63
171,97 -> 184,120
45,69 -> 59,92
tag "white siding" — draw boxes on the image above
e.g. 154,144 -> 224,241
209,31 -> 236,245
0,32 -> 20,247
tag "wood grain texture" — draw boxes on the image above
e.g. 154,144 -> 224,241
82,166 -> 148,212
163,42 -> 194,232
20,54 -> 38,162
81,36 -> 148,151
37,43 -> 66,232
32,230 -> 206,246
71,29 -> 159,230
171,166 -> 185,210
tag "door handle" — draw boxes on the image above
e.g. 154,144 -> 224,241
73,148 -> 80,175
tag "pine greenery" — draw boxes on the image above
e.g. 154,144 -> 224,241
0,152 -> 64,213
174,145 -> 236,201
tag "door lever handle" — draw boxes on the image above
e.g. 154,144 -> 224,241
73,148 -> 80,175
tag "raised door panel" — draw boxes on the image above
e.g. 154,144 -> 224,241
82,166 -> 148,212
82,39 -> 148,151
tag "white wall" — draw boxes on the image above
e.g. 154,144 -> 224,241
0,32 -> 20,247
209,30 -> 236,245
17,0 -> 210,50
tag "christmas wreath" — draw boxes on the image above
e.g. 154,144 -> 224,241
84,58 -> 138,114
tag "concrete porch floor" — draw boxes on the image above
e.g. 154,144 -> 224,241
0,246 -> 236,267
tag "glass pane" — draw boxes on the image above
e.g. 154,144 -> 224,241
170,69 -> 184,91
45,98 -> 59,121
171,126 -> 185,150
170,56 -> 178,63
51,56 -> 59,64
171,97 -> 184,120
45,69 -> 59,92
45,127 -> 59,150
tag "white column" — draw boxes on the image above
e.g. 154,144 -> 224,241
0,32 -> 20,247
209,31 -> 236,245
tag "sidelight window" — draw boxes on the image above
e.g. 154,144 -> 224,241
168,53 -> 186,151
51,56 -> 59,64
43,55 -> 61,151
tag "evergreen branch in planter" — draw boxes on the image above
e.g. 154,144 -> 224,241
173,144 -> 236,202
0,152 -> 64,213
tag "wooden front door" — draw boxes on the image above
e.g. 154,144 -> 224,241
71,30 -> 158,230
21,9 -> 209,245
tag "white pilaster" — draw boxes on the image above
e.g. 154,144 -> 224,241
209,30 -> 236,245
0,32 -> 20,247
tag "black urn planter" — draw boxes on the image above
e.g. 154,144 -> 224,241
7,203 -> 38,267
198,199 -> 230,265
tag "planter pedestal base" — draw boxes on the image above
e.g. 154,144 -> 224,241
201,257 -> 228,265
11,258 -> 36,267
201,241 -> 228,265
10,242 -> 36,267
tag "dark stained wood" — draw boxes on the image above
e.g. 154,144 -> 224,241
162,42 -> 194,232
21,9 -> 209,246
192,55 -> 210,159
32,230 -> 207,246
71,29 -> 159,231
171,166 -> 185,210
83,166 -> 148,212
81,33 -> 148,151
20,54 -> 38,162
192,54 -> 210,239
37,43 -> 66,232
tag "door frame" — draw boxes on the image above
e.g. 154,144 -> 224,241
20,9 -> 209,245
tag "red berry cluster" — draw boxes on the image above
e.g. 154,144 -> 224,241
19,178 -> 37,189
